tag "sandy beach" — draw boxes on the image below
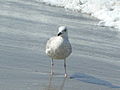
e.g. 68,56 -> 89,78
0,0 -> 120,90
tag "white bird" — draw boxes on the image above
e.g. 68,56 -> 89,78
46,26 -> 72,77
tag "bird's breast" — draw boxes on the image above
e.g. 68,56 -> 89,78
46,36 -> 72,59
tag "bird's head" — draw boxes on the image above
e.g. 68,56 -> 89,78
57,26 -> 68,38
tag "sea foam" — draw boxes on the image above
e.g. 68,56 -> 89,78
37,0 -> 120,30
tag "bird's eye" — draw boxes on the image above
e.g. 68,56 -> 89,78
64,29 -> 67,32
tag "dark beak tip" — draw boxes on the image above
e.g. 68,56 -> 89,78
57,32 -> 62,36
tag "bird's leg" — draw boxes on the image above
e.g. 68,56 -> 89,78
51,58 -> 54,75
64,59 -> 67,77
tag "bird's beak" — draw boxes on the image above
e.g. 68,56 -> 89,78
57,32 -> 62,36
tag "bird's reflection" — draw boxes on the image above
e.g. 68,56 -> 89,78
46,75 -> 66,90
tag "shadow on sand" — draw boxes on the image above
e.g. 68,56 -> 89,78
70,73 -> 120,88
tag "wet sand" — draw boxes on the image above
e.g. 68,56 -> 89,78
0,0 -> 120,90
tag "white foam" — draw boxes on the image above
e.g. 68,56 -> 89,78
37,0 -> 120,30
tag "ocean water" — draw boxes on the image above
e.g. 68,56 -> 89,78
38,0 -> 120,30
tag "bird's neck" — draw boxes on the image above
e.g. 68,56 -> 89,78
61,35 -> 69,40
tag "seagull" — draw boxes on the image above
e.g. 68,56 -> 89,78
46,26 -> 72,77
